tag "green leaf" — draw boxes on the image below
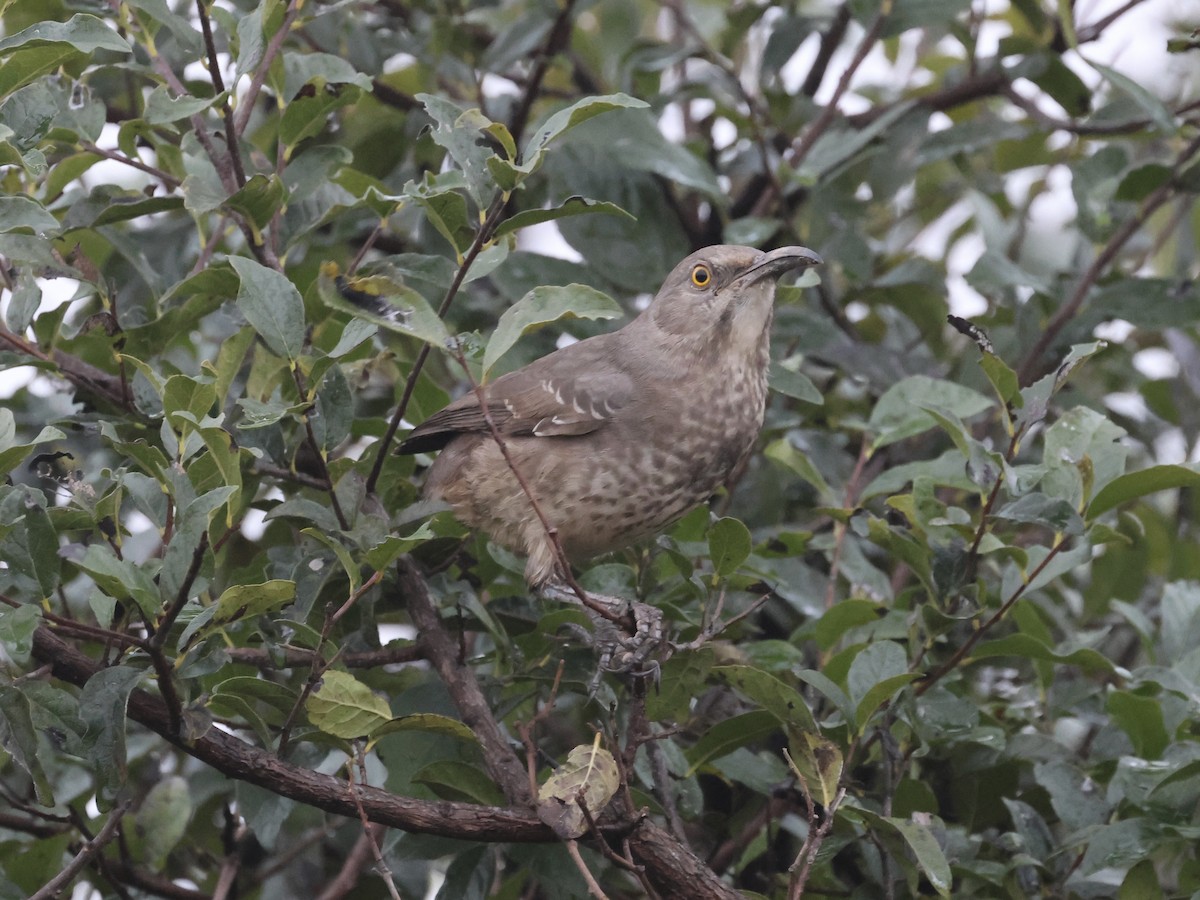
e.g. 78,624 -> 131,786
79,665 -> 144,805
1089,60 -> 1175,132
887,817 -> 952,897
768,360 -> 824,404
1080,818 -> 1153,875
714,665 -> 818,733
300,527 -> 360,593
536,738 -> 619,839
560,108 -> 724,198
979,353 -> 1020,407
1120,859 -> 1165,900
522,93 -> 650,172
318,268 -> 451,351
226,174 -> 287,230
795,668 -> 856,727
280,83 -> 362,148
868,376 -> 992,450
494,196 -> 633,238
306,670 -> 393,739
1107,690 -> 1169,759
994,492 -> 1085,536
142,85 -> 215,124
708,516 -> 753,578
0,603 -> 38,666
0,14 -> 131,54
785,733 -> 843,808
370,713 -> 478,743
62,186 -> 184,230
135,776 -> 192,871
412,760 -> 504,806
0,684 -> 54,805
417,94 -> 499,208
1043,406 -> 1128,507
0,195 -> 60,236
482,284 -> 621,377
1016,341 -> 1108,434
764,436 -> 834,501
125,0 -> 202,52
847,641 -> 914,725
73,544 -> 161,616
1088,464 -> 1200,519
685,709 -> 779,775
812,599 -> 884,650
211,579 -> 296,627
229,257 -> 306,360
163,375 -> 217,428
971,633 -> 1116,674
362,522 -> 438,570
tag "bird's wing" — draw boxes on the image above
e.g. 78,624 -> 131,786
397,349 -> 633,454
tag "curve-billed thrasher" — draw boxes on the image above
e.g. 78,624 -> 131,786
399,244 -> 822,586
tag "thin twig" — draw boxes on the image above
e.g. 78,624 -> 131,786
347,745 -> 403,900
290,365 -> 351,530
1075,0 -> 1150,43
753,2 -> 890,219
447,343 -> 619,622
823,435 -> 871,609
195,0 -> 247,188
787,785 -> 846,900
518,659 -> 566,798
365,192 -> 507,494
232,0 -> 304,137
277,570 -> 384,756
29,802 -> 130,900
916,538 -> 1068,695
367,0 -> 581,492
566,839 -> 612,900
78,141 -> 182,188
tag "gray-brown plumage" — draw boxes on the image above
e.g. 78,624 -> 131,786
398,244 -> 822,586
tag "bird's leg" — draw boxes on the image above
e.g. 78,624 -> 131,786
539,581 -> 665,688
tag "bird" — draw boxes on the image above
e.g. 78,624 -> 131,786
397,244 -> 822,589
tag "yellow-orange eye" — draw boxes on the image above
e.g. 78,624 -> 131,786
691,264 -> 711,288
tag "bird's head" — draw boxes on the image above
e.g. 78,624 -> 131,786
644,244 -> 823,349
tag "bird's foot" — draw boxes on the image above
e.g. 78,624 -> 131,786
540,582 -> 665,692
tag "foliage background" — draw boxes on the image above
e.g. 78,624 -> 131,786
2,0 -> 1200,898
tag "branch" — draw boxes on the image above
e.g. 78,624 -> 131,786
397,559 -> 532,805
1015,130 -> 1200,385
789,6 -> 890,168
1074,0 -> 1151,45
30,602 -> 749,897
30,623 -> 549,842
226,642 -> 422,670
878,67 -> 1009,127
800,3 -> 852,98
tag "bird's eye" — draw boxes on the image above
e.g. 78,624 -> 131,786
690,264 -> 712,288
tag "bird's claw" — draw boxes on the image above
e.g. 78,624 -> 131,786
541,583 -> 666,692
